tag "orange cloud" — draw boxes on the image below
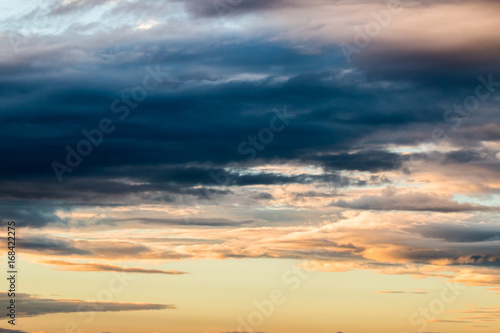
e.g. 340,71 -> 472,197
40,260 -> 188,275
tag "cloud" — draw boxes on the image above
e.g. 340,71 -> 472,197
0,329 -> 29,333
217,331 -> 265,333
99,217 -> 254,228
313,150 -> 404,172
18,236 -> 167,259
0,201 -> 70,228
448,305 -> 500,324
18,237 -> 92,256
428,319 -> 471,323
0,292 -> 174,317
374,290 -> 428,294
177,0 -> 291,18
40,260 -> 189,275
333,186 -> 496,212
48,0 -> 116,16
405,223 -> 500,242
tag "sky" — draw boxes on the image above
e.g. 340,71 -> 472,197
1,0 -> 500,332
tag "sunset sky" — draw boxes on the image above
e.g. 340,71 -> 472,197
1,0 -> 500,332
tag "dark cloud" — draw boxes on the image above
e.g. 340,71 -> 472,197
444,150 -> 487,164
0,32 -> 497,209
18,237 -> 91,256
178,0 -> 291,18
251,192 -> 274,200
17,236 -> 163,259
0,329 -> 28,333
0,293 -> 174,317
0,201 -> 70,228
313,150 -> 404,172
406,223 -> 500,243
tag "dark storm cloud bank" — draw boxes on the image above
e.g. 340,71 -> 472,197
0,65 -> 420,182
0,293 -> 173,317
1,38 -> 498,182
3,37 -> 498,145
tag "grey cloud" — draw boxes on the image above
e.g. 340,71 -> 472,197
17,236 -> 156,259
0,329 -> 29,333
334,187 -> 496,212
0,201 -> 70,228
406,223 -> 500,242
0,293 -> 174,317
100,217 -> 255,227
313,150 -> 404,172
18,237 -> 91,256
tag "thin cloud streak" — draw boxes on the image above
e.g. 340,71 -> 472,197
40,260 -> 189,275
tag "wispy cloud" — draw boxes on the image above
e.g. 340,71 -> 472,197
333,186 -> 497,212
374,290 -> 428,294
40,260 -> 189,275
0,293 -> 174,317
